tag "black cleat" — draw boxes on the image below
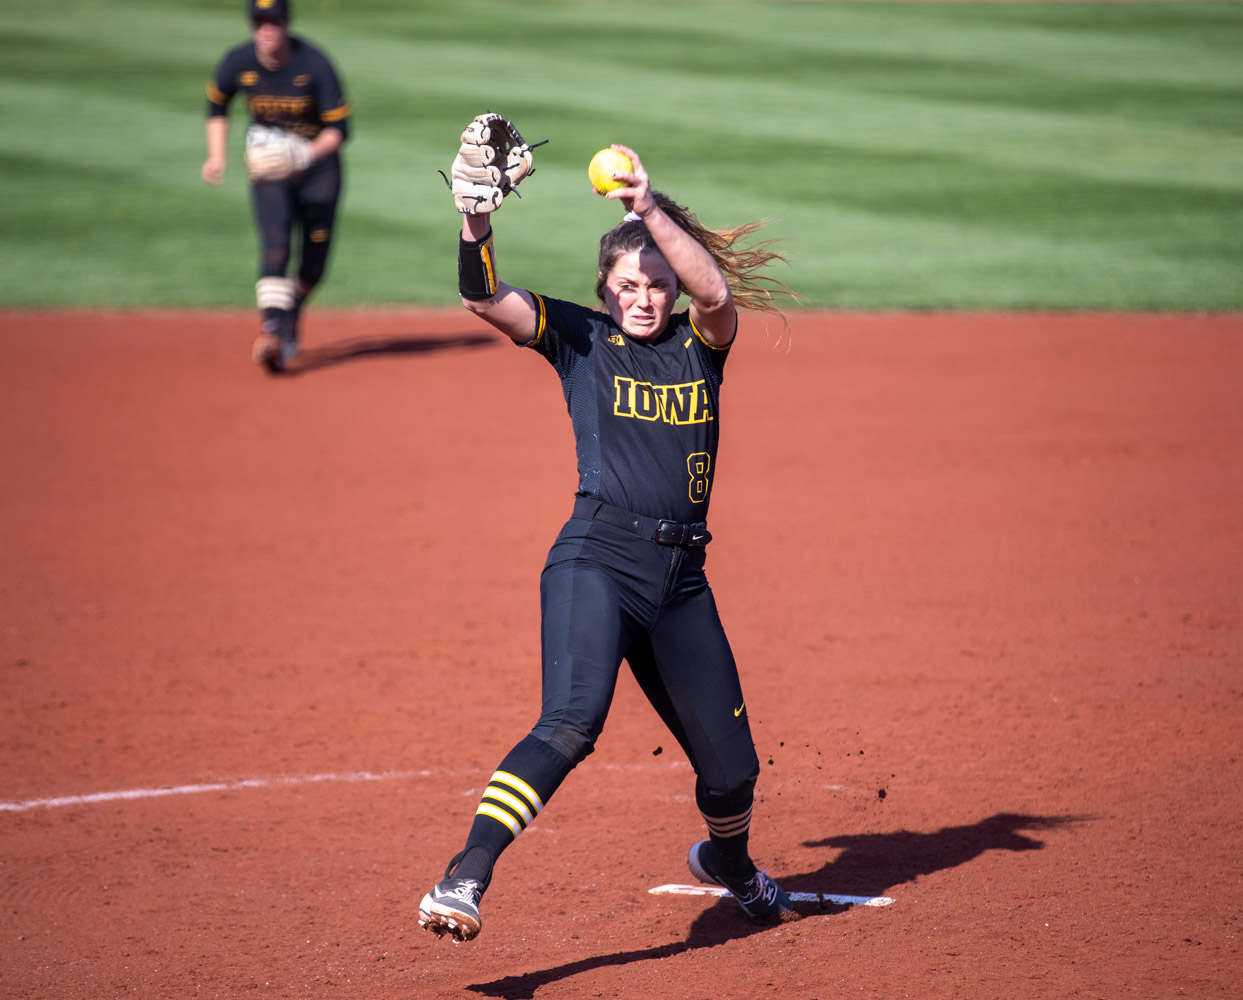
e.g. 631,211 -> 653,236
687,840 -> 797,921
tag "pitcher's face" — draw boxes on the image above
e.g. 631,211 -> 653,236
601,249 -> 679,340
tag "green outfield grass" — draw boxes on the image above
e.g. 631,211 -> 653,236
1,1 -> 1240,309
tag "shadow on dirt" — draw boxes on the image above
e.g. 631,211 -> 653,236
466,812 -> 1087,1000
793,812 -> 1086,904
280,331 -> 499,375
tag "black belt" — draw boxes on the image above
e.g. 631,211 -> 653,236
573,497 -> 712,548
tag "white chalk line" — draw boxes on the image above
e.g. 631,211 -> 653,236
0,760 -> 703,815
649,884 -> 894,908
0,769 -> 429,814
2,764 -> 878,817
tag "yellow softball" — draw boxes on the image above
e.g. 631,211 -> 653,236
588,148 -> 633,194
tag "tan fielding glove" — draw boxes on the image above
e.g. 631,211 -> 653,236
245,124 -> 312,182
444,113 -> 540,214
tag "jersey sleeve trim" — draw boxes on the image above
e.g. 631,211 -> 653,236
320,103 -> 351,122
206,81 -> 229,107
689,312 -> 734,350
518,292 -> 548,349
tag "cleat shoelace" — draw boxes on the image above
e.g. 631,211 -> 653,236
738,870 -> 778,907
439,882 -> 482,906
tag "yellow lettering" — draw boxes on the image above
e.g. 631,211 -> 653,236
614,376 -> 635,417
663,384 -> 696,424
633,382 -> 661,421
249,94 -> 314,122
611,377 -> 713,425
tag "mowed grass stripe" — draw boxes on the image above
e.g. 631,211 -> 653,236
0,1 -> 1239,308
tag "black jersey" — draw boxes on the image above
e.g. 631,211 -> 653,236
206,36 -> 351,140
526,294 -> 733,525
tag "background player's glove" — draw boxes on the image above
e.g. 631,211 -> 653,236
245,124 -> 312,182
445,113 -> 537,214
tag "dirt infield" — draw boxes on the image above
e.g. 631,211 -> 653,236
1,309 -> 1240,999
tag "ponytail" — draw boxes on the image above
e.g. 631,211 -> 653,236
596,192 -> 799,325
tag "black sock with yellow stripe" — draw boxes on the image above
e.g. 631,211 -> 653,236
448,735 -> 575,889
696,777 -> 758,879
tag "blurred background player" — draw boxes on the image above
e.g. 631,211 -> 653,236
201,0 -> 351,373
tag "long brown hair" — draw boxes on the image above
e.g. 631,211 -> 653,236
595,192 -> 799,324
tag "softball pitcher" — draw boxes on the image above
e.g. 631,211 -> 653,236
418,116 -> 799,942
201,0 -> 350,373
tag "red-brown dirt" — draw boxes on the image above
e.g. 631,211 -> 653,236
1,309 -> 1240,999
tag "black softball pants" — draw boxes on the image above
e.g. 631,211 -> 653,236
250,154 -> 342,289
530,511 -> 760,800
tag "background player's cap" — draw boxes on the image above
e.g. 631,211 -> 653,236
249,0 -> 290,24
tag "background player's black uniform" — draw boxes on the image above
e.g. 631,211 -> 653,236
206,35 -> 350,344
